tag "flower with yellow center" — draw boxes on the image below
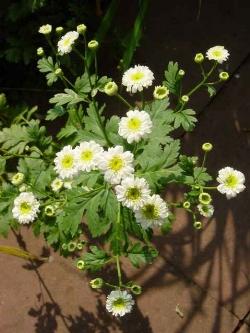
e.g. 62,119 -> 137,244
75,141 -> 103,172
57,31 -> 79,55
12,192 -> 40,224
122,65 -> 154,93
118,110 -> 152,144
54,145 -> 78,179
206,46 -> 229,63
115,176 -> 150,210
51,178 -> 63,192
106,290 -> 134,317
135,194 -> 169,229
217,167 -> 245,199
98,146 -> 134,185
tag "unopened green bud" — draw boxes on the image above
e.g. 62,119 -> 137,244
183,201 -> 191,209
131,284 -> 142,295
55,26 -> 64,34
202,142 -> 213,152
104,81 -> 118,96
62,243 -> 68,250
76,259 -> 85,270
178,69 -> 185,76
90,278 -> 103,289
19,184 -> 28,192
194,53 -> 204,64
38,24 -> 52,35
76,242 -> 83,250
25,145 -> 30,151
88,40 -> 99,51
11,172 -> 24,186
153,85 -> 169,100
77,24 -> 87,35
37,47 -> 44,57
219,71 -> 229,81
199,192 -> 212,205
0,93 -> 7,108
193,185 -> 200,191
181,95 -> 189,103
55,68 -> 62,76
45,205 -> 55,217
193,221 -> 202,229
67,241 -> 77,252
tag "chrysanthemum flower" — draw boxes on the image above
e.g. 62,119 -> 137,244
115,176 -> 150,210
197,204 -> 214,218
217,167 -> 245,199
153,86 -> 169,100
122,65 -> 154,93
98,146 -> 134,185
54,145 -> 78,179
135,194 -> 169,229
51,178 -> 63,192
206,46 -> 229,64
75,141 -> 103,172
106,290 -> 134,317
57,31 -> 79,55
12,192 -> 40,224
38,24 -> 52,35
118,110 -> 152,144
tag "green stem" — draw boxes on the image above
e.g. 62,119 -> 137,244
116,93 -> 133,109
116,255 -> 122,288
202,186 -> 217,190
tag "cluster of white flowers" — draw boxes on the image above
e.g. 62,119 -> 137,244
57,31 -> 79,55
12,192 -> 40,224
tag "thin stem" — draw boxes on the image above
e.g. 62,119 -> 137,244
116,255 -> 122,288
116,93 -> 133,109
202,186 -> 217,190
62,75 -> 75,89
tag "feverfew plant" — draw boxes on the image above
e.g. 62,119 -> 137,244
0,24 -> 246,317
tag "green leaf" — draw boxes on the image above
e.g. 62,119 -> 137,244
173,109 -> 197,131
37,57 -> 59,86
49,89 -> 87,107
0,157 -> 6,175
74,73 -> 91,94
127,243 -> 158,268
206,85 -> 216,97
83,246 -> 111,271
163,61 -> 182,95
46,106 -> 66,121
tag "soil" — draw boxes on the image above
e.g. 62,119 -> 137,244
1,1 -> 250,332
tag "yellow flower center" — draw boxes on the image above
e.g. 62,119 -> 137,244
156,87 -> 167,96
81,150 -> 93,162
20,202 -> 32,215
108,155 -> 124,171
131,72 -> 144,81
113,298 -> 126,309
127,117 -> 142,131
126,187 -> 141,201
142,204 -> 158,219
61,154 -> 74,169
225,174 -> 238,188
212,50 -> 222,57
63,38 -> 72,47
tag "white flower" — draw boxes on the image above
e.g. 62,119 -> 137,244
122,65 -> 154,93
135,194 -> 169,229
106,290 -> 134,317
38,24 -> 52,35
12,192 -> 40,224
75,141 -> 103,172
115,176 -> 150,210
217,167 -> 245,199
54,145 -> 78,179
197,204 -> 214,218
118,110 -> 152,144
98,146 -> 134,185
57,31 -> 79,55
206,46 -> 229,64
51,178 -> 63,192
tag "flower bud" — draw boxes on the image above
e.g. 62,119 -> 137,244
0,93 -> 7,108
193,221 -> 203,229
11,172 -> 24,186
131,284 -> 142,295
181,95 -> 189,103
19,184 -> 28,192
219,71 -> 229,81
183,201 -> 191,209
68,241 -> 77,252
104,81 -> 118,96
38,24 -> 52,35
88,40 -> 99,51
90,278 -> 103,289
55,68 -> 62,76
77,24 -> 87,35
76,259 -> 85,270
37,47 -> 44,57
76,242 -> 84,250
194,53 -> 204,64
56,26 -> 64,35
202,142 -> 213,152
62,243 -> 68,250
199,192 -> 212,205
178,69 -> 185,76
153,85 -> 169,100
45,205 -> 55,217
